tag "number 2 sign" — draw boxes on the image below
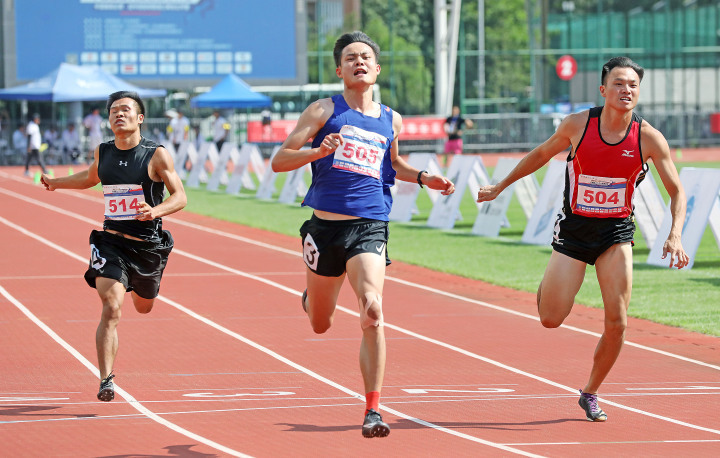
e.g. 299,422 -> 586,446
556,55 -> 577,81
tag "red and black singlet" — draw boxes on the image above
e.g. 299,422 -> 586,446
565,107 -> 647,219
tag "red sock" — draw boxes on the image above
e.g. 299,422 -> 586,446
365,391 -> 380,414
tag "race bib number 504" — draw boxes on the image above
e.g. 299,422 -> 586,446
575,174 -> 627,216
103,184 -> 145,220
332,125 -> 388,179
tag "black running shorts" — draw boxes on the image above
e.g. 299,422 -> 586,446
551,209 -> 635,265
300,214 -> 390,277
84,229 -> 174,299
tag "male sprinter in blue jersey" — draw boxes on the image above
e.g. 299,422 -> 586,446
41,91 -> 186,402
272,31 -> 455,438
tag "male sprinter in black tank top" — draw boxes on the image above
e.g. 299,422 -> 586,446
41,91 -> 187,402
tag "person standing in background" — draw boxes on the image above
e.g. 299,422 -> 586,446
442,105 -> 473,169
211,110 -> 230,151
25,113 -> 48,176
84,107 -> 104,164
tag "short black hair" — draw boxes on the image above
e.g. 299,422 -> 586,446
333,31 -> 380,67
601,57 -> 644,86
106,91 -> 146,116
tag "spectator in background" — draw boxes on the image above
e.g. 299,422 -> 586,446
261,108 -> 273,141
84,107 -> 104,164
12,125 -> 27,154
211,110 -> 230,151
62,122 -> 81,164
25,113 -> 48,176
442,105 -> 473,169
168,109 -> 189,153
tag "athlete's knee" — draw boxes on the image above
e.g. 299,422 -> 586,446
97,294 -> 122,320
604,316 -> 627,338
309,315 -> 333,334
359,292 -> 383,330
130,291 -> 155,314
133,299 -> 154,314
538,306 -> 567,328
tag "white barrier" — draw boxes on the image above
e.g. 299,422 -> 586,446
225,144 -> 266,194
186,142 -> 219,188
388,153 -> 443,222
647,167 -> 720,269
426,155 -> 491,230
521,160 -> 565,245
472,157 -> 539,237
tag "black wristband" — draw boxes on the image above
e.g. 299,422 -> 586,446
417,170 -> 426,188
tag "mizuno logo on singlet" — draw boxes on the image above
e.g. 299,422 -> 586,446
621,149 -> 635,157
119,160 -> 128,166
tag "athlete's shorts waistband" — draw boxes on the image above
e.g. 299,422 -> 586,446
310,214 -> 380,226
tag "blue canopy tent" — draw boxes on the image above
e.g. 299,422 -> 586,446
190,74 -> 271,108
0,63 -> 166,102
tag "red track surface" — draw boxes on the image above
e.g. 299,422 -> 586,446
1,165 -> 719,457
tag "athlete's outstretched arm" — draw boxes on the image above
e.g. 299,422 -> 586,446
476,112 -> 584,203
271,98 -> 338,172
389,111 -> 454,195
642,122 -> 689,269
41,146 -> 101,191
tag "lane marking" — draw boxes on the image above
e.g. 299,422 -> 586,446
0,282 -> 250,457
3,184 -> 720,442
0,216 -> 543,457
1,185 -> 717,373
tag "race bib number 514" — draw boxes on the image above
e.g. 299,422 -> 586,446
332,125 -> 388,179
103,184 -> 145,220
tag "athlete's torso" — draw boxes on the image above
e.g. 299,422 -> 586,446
302,94 -> 394,221
99,137 -> 165,241
564,106 -> 646,219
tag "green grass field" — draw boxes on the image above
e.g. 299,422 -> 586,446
183,160 -> 720,337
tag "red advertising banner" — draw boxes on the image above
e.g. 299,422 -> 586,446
246,116 -> 447,143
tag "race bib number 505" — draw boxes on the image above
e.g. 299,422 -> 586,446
103,184 -> 145,220
332,125 -> 388,179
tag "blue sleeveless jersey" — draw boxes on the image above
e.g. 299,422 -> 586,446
302,94 -> 394,221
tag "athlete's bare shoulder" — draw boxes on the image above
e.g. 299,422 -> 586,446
303,97 -> 335,121
639,119 -> 670,160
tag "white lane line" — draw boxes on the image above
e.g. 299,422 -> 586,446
3,185 -> 720,437
2,184 -> 716,373
503,439 -> 720,446
0,284 -> 249,458
0,216 -> 543,457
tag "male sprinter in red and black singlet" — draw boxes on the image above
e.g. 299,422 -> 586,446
41,91 -> 186,402
477,57 -> 689,422
272,31 -> 455,437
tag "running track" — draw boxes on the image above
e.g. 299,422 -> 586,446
1,166 -> 719,457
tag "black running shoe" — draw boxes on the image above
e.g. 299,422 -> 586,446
97,373 -> 115,402
362,409 -> 390,438
301,289 -> 308,313
578,389 -> 607,422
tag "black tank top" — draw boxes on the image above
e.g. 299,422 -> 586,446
99,137 -> 165,241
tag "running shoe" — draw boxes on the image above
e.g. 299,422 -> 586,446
578,389 -> 607,422
97,373 -> 115,402
362,409 -> 390,438
301,289 -> 308,313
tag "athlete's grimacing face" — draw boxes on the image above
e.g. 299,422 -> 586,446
600,67 -> 640,111
109,98 -> 144,134
336,42 -> 380,85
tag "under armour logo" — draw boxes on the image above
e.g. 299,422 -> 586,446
119,160 -> 128,166
621,149 -> 634,158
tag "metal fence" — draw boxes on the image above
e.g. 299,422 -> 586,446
401,110 -> 720,154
